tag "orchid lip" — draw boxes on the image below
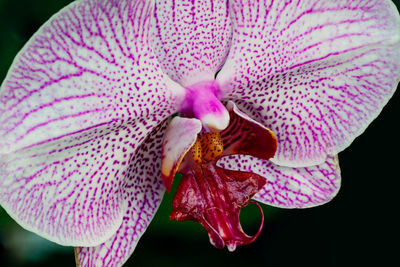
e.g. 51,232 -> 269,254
207,200 -> 265,252
170,162 -> 267,251
166,103 -> 278,250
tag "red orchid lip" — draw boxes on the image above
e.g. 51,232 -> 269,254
170,163 -> 266,251
165,101 -> 277,250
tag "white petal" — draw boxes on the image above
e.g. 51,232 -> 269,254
218,0 -> 400,167
0,0 -> 183,246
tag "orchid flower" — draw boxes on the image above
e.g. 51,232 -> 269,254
0,0 -> 399,266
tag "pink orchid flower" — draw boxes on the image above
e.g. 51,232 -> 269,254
1,0 -> 399,266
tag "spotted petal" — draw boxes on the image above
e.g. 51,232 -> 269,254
217,0 -> 400,167
75,121 -> 167,267
151,0 -> 232,86
0,0 -> 182,246
218,155 -> 340,208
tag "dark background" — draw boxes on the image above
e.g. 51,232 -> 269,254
0,0 -> 399,266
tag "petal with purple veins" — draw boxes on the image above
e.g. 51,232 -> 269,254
218,0 -> 400,167
151,0 -> 232,86
217,154 -> 341,208
75,121 -> 167,267
0,123 -> 131,246
0,0 -> 184,155
0,0 -> 182,246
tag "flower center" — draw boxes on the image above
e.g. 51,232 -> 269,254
162,101 -> 278,251
183,81 -> 230,131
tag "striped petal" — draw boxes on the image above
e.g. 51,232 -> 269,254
151,0 -> 232,86
0,0 -> 182,246
75,121 -> 167,267
217,0 -> 400,167
0,0 -> 183,155
217,155 -> 341,208
0,122 -> 130,246
221,101 -> 277,160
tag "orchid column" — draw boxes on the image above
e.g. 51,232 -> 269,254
0,1 -> 399,267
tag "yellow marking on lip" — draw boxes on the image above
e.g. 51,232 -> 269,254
190,132 -> 224,164
191,139 -> 203,164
